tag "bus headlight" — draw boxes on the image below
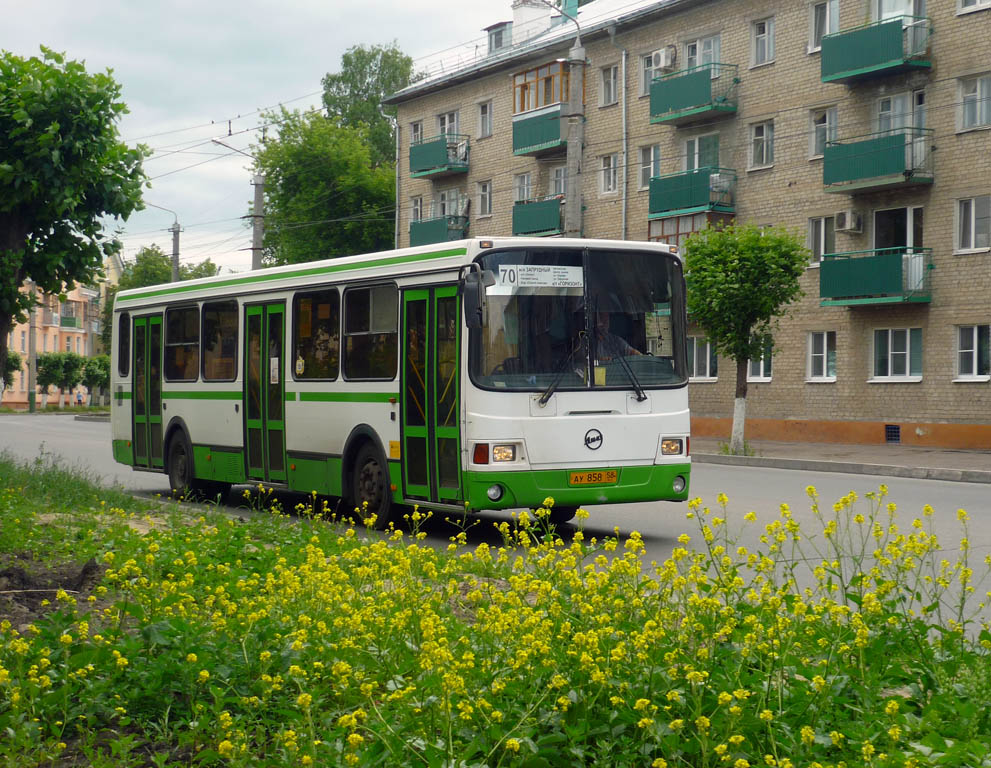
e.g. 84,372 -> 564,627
672,475 -> 687,493
661,438 -> 683,456
486,484 -> 504,501
492,444 -> 516,462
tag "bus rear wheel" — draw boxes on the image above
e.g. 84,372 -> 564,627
350,443 -> 393,529
548,506 -> 578,525
167,435 -> 194,498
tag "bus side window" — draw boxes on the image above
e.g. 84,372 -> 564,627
118,312 -> 130,377
202,300 -> 238,381
344,284 -> 398,380
292,289 -> 339,380
165,306 -> 200,382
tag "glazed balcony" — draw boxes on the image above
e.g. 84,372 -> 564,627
823,127 -> 933,193
409,215 -> 469,247
648,167 -> 736,219
821,16 -> 931,83
409,134 -> 470,179
649,63 -> 738,126
60,315 -> 81,328
512,196 -> 563,236
512,104 -> 565,157
820,247 -> 932,306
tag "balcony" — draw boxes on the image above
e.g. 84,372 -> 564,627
649,63 -> 738,126
512,197 -> 563,236
821,16 -> 931,84
409,215 -> 469,247
648,167 -> 736,219
820,247 -> 932,306
60,315 -> 81,328
823,127 -> 933,193
409,134 -> 470,179
512,104 -> 565,157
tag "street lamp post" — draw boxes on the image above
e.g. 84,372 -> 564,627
145,203 -> 181,282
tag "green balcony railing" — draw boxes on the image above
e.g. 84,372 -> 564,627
823,127 -> 933,193
60,315 -> 80,328
512,197 -> 563,236
821,16 -> 931,83
512,104 -> 565,156
409,134 -> 470,178
648,167 -> 736,219
649,63 -> 738,125
820,247 -> 933,306
409,215 -> 469,247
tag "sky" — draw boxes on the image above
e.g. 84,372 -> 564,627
1,0 -> 505,274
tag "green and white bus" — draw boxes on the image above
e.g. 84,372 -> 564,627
110,237 -> 690,526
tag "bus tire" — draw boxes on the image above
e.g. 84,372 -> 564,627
350,442 -> 393,529
549,506 -> 578,524
167,432 -> 195,497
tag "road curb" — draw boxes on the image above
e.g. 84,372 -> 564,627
74,414 -> 111,423
693,453 -> 991,485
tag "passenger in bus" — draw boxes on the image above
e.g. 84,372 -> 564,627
594,311 -> 641,362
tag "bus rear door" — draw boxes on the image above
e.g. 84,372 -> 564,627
132,314 -> 163,469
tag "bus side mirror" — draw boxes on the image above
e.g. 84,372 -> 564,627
462,269 -> 495,329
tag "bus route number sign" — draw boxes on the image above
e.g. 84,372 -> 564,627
498,265 -> 583,290
568,469 -> 618,486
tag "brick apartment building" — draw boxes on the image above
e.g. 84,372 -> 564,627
384,0 -> 991,449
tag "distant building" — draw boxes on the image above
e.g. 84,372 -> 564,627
384,0 -> 991,449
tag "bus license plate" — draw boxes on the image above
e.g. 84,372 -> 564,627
569,469 -> 618,486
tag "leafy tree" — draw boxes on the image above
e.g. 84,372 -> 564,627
82,354 -> 110,405
253,108 -> 394,266
0,348 -> 21,403
55,351 -> 85,408
684,222 -> 808,454
35,352 -> 63,408
321,42 -> 417,167
0,47 -> 147,389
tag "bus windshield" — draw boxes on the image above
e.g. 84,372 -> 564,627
471,247 -> 687,392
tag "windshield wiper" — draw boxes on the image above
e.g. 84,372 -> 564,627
538,333 -> 587,406
615,353 -> 648,402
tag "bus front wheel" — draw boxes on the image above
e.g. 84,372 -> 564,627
350,443 -> 393,529
548,506 -> 578,524
167,435 -> 194,498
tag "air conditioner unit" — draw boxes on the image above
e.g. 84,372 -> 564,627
652,45 -> 677,71
835,209 -> 863,233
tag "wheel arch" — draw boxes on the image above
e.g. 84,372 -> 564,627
341,424 -> 389,496
164,416 -> 193,473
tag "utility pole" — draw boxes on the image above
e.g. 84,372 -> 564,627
213,139 -> 264,270
554,1 -> 584,238
170,219 -> 181,282
27,280 -> 37,413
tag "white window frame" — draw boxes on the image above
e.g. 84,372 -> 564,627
640,52 -> 656,96
600,65 -> 619,106
687,337 -> 718,380
960,74 -> 991,130
871,328 -> 923,382
410,121 -> 422,146
478,101 -> 493,138
875,0 -> 925,21
956,195 -> 991,251
752,17 -> 775,66
748,340 -> 773,382
956,325 -> 991,380
807,331 -> 837,382
639,145 -> 661,190
749,120 -> 774,169
550,165 -> 567,197
810,106 -> 838,158
21,330 -> 26,353
809,216 -> 836,265
685,34 -> 720,75
477,180 -> 492,217
514,172 -> 532,203
959,0 -> 991,13
436,188 -> 459,217
685,132 -> 719,171
437,110 -> 459,136
809,0 -> 839,53
411,196 -> 422,222
600,153 -> 618,194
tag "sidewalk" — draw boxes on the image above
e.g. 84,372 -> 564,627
692,437 -> 991,484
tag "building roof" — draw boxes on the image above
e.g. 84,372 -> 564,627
384,0 -> 689,105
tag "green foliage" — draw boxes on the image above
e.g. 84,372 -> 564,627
0,47 -> 147,388
1,348 -> 21,389
35,352 -> 64,390
684,223 -> 808,366
254,108 -> 394,266
82,354 -> 110,394
321,42 -> 418,167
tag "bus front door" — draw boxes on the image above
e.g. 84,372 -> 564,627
244,303 -> 287,485
132,314 -> 163,469
401,286 -> 462,505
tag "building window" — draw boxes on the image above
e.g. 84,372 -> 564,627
685,34 -> 720,73
748,338 -> 773,381
877,90 -> 925,134
488,22 -> 512,54
687,337 -> 717,379
411,196 -> 422,222
961,0 -> 991,9
550,166 -> 567,197
750,121 -> 774,168
202,300 -> 238,381
961,75 -> 991,129
649,211 -> 733,250
410,121 -> 422,146
752,18 -> 775,66
640,51 -> 656,96
810,0 -> 839,51
873,328 -> 922,379
685,133 -> 719,170
639,144 -> 661,189
477,181 -> 492,217
514,173 -> 532,202
438,111 -> 459,136
478,101 -> 492,138
810,107 -> 837,157
600,154 -> 618,194
20,331 -> 25,352
436,188 -> 460,217
957,195 -> 991,250
600,65 -> 618,106
65,337 -> 71,353
513,61 -> 570,114
808,331 -> 837,380
293,290 -> 339,381
165,306 -> 199,382
809,216 -> 836,263
343,284 -> 398,381
957,325 -> 990,378
43,335 -> 48,353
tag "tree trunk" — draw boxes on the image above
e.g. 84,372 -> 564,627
41,389 -> 48,408
59,387 -> 65,409
729,357 -> 749,454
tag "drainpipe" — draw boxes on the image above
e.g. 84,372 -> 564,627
380,106 -> 400,249
607,23 -> 628,240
